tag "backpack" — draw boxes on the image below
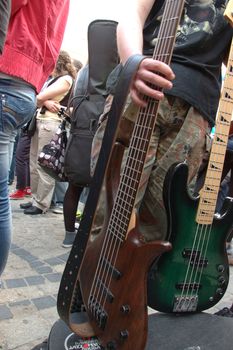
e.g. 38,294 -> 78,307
64,19 -> 119,186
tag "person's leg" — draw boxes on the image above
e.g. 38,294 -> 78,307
0,81 -> 36,276
25,119 -> 58,213
62,182 -> 83,247
8,130 -> 19,185
10,131 -> 32,199
52,181 -> 68,213
0,130 -> 12,275
15,131 -> 31,189
136,97 -> 210,241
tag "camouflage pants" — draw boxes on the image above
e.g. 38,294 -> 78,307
91,94 -> 211,241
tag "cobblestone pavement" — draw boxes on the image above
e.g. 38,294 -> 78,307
0,193 -> 233,350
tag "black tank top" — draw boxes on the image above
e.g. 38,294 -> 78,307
143,0 -> 233,126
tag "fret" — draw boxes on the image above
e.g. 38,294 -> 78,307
119,183 -> 138,196
117,188 -> 136,204
197,36 -> 233,225
134,123 -> 153,131
121,173 -> 140,185
162,17 -> 180,23
130,135 -> 148,146
125,156 -> 144,166
107,225 -> 125,242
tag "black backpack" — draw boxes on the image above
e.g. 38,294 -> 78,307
64,19 -> 119,186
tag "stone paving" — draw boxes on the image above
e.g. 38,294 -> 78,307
0,193 -> 233,350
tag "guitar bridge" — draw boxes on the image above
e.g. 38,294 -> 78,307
173,295 -> 198,312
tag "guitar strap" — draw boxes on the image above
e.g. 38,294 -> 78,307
57,53 -> 145,326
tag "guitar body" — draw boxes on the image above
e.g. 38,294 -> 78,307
78,143 -> 171,349
148,162 -> 233,313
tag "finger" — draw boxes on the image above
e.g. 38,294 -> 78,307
140,58 -> 175,81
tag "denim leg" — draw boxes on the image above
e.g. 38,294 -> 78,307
0,130 -> 12,276
0,80 -> 36,276
8,130 -> 19,183
15,131 -> 31,189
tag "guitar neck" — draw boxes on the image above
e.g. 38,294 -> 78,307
110,0 -> 185,241
196,38 -> 233,225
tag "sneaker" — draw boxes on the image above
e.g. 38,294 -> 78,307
62,231 -> 76,248
215,307 -> 233,317
20,201 -> 33,209
52,204 -> 63,214
31,339 -> 48,350
24,187 -> 32,197
10,189 -> 25,200
24,206 -> 43,215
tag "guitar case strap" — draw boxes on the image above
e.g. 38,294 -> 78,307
57,53 -> 145,327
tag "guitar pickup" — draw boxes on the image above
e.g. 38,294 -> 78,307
101,257 -> 122,280
97,278 -> 115,303
88,295 -> 108,330
190,258 -> 208,268
176,282 -> 201,291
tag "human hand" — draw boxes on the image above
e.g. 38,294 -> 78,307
130,57 -> 175,107
43,100 -> 61,113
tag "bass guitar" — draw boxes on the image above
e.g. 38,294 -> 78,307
147,3 -> 233,314
70,1 -> 185,349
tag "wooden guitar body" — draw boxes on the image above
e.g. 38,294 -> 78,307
148,162 -> 233,313
77,143 -> 171,349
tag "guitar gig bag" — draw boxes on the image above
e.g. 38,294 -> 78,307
64,19 -> 119,187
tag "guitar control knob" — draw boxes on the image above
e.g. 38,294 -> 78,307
218,276 -> 225,285
120,330 -> 129,340
121,305 -> 130,314
217,265 -> 225,273
106,341 -> 117,349
216,288 -> 224,295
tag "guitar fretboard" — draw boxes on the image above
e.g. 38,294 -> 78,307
196,39 -> 233,224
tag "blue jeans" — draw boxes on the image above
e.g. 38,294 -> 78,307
0,79 -> 36,276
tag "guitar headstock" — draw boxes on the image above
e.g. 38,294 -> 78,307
224,0 -> 233,27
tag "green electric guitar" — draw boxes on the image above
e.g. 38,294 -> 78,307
148,9 -> 233,313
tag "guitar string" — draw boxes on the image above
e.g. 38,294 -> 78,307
178,66 -> 233,310
178,129 -> 222,309
193,103 -> 233,301
96,1 -> 182,313
85,0 -> 182,318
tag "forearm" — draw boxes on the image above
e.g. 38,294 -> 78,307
116,0 -> 154,64
117,18 -> 144,65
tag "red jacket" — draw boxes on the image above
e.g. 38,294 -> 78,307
0,0 -> 70,92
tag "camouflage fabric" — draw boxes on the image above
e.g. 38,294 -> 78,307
91,95 -> 211,241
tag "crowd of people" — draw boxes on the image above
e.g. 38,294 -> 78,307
0,0 -> 233,348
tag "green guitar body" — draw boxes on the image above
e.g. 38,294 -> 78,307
148,162 -> 233,313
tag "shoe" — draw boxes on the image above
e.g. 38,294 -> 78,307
62,231 -> 76,248
24,187 -> 32,197
20,201 -> 32,209
52,204 -> 63,214
24,206 -> 43,215
10,189 -> 25,200
31,339 -> 48,350
215,307 -> 233,317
